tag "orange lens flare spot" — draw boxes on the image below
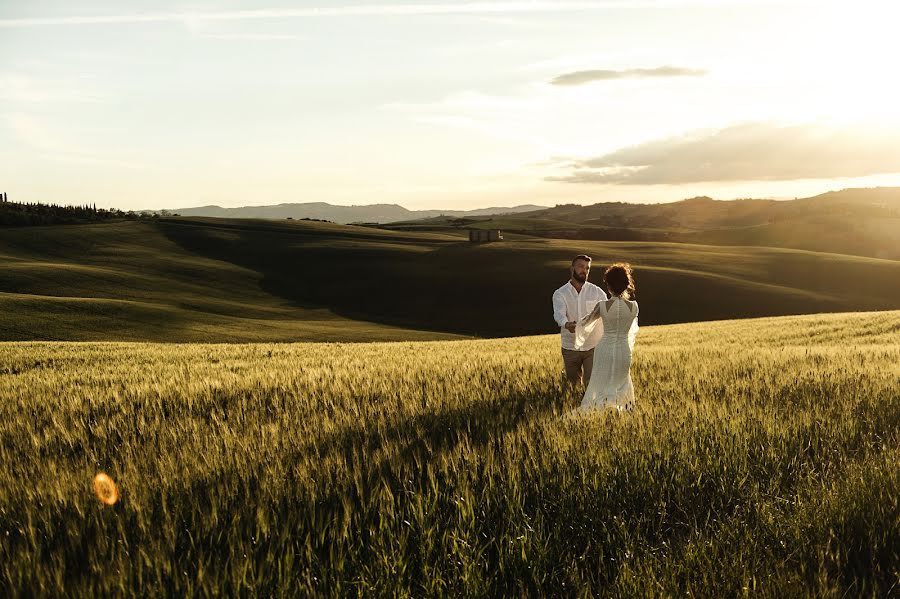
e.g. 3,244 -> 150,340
93,472 -> 119,505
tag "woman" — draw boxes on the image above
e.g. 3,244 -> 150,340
576,263 -> 639,412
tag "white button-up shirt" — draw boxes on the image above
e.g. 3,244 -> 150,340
552,281 -> 607,351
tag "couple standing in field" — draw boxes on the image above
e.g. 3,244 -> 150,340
553,255 -> 639,412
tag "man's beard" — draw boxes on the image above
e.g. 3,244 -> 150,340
572,272 -> 586,283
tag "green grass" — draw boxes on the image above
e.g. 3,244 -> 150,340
470,189 -> 900,260
158,217 -> 900,335
0,220 -> 464,342
4,217 -> 898,341
1,310 -> 897,595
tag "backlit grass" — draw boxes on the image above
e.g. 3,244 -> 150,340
0,310 -> 897,595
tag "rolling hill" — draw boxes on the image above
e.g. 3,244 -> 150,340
391,187 -> 900,260
0,220 -> 466,342
165,202 -> 545,224
1,217 -> 898,341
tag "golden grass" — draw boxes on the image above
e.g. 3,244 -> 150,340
0,310 -> 897,595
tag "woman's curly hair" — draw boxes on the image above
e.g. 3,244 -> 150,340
604,262 -> 636,299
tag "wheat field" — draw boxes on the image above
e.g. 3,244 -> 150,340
1,311 -> 898,596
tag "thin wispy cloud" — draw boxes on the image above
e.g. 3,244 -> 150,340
0,1 -> 809,28
4,0 -> 890,209
551,66 -> 708,85
196,33 -> 304,41
548,122 -> 900,185
0,4 -> 625,27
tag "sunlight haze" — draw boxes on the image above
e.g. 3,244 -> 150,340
3,0 -> 900,210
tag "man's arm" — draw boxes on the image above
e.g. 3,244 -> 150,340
552,290 -> 569,329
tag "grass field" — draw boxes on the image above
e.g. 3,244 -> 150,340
94,217 -> 900,335
0,220 -> 464,342
1,310 -> 897,595
423,190 -> 900,261
2,218 -> 899,341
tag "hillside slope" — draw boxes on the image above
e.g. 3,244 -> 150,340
1,217 -> 898,340
402,187 -> 900,260
0,220 -> 465,342
156,217 -> 900,336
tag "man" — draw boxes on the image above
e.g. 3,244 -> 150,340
552,255 -> 607,386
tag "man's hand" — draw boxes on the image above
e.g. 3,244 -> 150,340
565,321 -> 577,333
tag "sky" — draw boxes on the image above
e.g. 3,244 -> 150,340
3,0 -> 900,211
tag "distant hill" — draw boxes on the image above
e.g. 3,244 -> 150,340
393,187 -> 900,260
1,216 -> 898,341
165,202 -> 546,224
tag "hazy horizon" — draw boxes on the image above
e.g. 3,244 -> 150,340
150,189 -> 812,214
4,0 -> 900,211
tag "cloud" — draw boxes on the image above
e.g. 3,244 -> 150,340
195,33 -> 304,41
0,4 -> 630,27
0,2 -> 812,28
548,122 -> 900,184
550,65 -> 708,85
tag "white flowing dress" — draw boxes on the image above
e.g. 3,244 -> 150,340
576,296 -> 639,411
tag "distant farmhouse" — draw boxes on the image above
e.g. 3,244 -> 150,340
469,229 -> 503,242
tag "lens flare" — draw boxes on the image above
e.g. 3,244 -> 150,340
92,472 -> 119,505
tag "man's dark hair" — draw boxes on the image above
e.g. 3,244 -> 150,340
571,254 -> 592,267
